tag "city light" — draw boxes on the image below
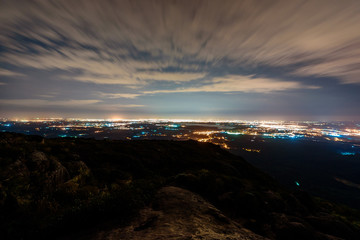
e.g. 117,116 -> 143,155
1,119 -> 360,151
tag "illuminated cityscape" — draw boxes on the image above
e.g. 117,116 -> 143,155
2,0 -> 360,238
1,119 -> 360,156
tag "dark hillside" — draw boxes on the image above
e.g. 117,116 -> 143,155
0,132 -> 359,239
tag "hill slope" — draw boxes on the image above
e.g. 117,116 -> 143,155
0,132 -> 359,239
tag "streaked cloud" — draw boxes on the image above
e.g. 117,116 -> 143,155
2,0 -> 360,86
0,99 -> 144,110
0,69 -> 24,77
0,99 -> 101,107
99,93 -> 141,99
1,0 -> 360,118
144,75 -> 319,94
135,72 -> 206,82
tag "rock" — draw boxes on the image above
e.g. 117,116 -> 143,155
263,190 -> 285,212
306,215 -> 358,240
91,186 -> 268,240
6,159 -> 30,180
28,151 -> 49,172
276,221 -> 315,240
65,160 -> 90,177
46,158 -> 70,189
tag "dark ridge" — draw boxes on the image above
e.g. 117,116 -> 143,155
0,132 -> 359,240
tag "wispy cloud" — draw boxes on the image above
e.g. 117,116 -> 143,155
99,93 -> 141,99
135,72 -> 206,82
144,75 -> 319,94
2,0 -> 360,87
1,0 -> 360,118
0,99 -> 144,110
0,68 -> 24,77
0,99 -> 101,107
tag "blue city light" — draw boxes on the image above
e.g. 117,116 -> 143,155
225,131 -> 243,135
329,133 -> 342,137
340,152 -> 355,156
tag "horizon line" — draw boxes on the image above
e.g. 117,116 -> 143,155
1,117 -> 358,123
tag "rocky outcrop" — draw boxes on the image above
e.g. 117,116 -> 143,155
47,158 -> 70,189
92,186 -> 268,240
28,151 -> 70,190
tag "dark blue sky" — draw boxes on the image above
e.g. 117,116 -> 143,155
1,0 -> 360,120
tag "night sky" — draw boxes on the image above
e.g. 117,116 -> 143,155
1,0 -> 360,120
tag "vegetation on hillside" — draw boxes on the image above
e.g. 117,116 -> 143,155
0,132 -> 359,239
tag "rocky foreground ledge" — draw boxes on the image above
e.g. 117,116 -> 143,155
90,186 -> 267,240
0,132 -> 360,239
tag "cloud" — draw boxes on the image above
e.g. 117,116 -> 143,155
144,75 -> 319,94
107,104 -> 144,108
69,71 -> 206,85
99,93 -> 141,99
292,59 -> 360,84
1,0 -> 360,87
0,99 -> 101,107
37,94 -> 56,98
135,72 -> 206,82
1,0 -> 360,119
0,99 -> 144,111
0,68 -> 24,77
70,75 -> 138,85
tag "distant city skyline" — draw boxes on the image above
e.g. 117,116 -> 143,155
1,0 -> 360,120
